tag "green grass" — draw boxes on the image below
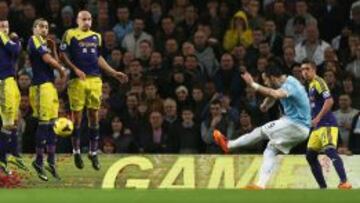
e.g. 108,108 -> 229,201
0,189 -> 359,203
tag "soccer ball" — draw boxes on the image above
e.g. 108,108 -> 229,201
53,117 -> 74,137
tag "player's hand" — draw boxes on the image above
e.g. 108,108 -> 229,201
114,71 -> 128,84
58,67 -> 66,80
9,32 -> 18,40
75,68 -> 86,80
241,72 -> 254,86
260,102 -> 269,113
47,38 -> 56,50
311,117 -> 321,128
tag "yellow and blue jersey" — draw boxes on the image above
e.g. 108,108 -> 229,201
60,28 -> 102,78
27,35 -> 54,85
0,31 -> 21,80
308,76 -> 337,127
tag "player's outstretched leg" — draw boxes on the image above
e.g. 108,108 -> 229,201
213,127 -> 266,153
306,149 -> 327,188
7,129 -> 28,171
324,147 -> 352,189
71,111 -> 84,169
32,123 -> 49,181
0,128 -> 11,175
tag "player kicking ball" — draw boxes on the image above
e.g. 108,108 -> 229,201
60,11 -> 128,170
28,18 -> 66,181
0,18 -> 28,175
213,66 -> 311,189
300,61 -> 351,189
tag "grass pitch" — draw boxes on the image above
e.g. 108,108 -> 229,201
0,189 -> 359,203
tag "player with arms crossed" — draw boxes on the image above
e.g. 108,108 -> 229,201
60,11 -> 128,170
0,18 -> 27,174
28,18 -> 66,181
301,61 -> 352,189
213,66 -> 311,189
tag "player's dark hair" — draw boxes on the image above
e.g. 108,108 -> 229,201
301,59 -> 316,70
33,18 -> 48,28
0,17 -> 7,22
264,65 -> 283,77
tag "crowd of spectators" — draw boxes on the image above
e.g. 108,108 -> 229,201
1,0 -> 360,155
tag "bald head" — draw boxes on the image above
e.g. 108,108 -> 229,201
77,10 -> 92,31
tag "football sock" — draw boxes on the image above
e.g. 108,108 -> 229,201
257,145 -> 279,188
47,124 -> 56,166
306,150 -> 327,188
89,126 -> 99,155
9,129 -> 20,157
71,128 -> 81,153
0,128 -> 11,163
325,147 -> 347,183
228,127 -> 265,149
35,123 -> 50,167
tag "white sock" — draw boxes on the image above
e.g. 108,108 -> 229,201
227,127 -> 265,149
257,145 -> 279,188
73,149 -> 81,154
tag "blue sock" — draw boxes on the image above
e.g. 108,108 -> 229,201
325,147 -> 347,183
47,124 -> 56,166
88,127 -> 99,154
9,129 -> 20,157
306,150 -> 327,188
71,128 -> 81,152
35,123 -> 50,167
0,129 -> 11,163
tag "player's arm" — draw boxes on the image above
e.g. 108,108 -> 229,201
98,55 -> 128,84
47,38 -> 59,61
59,30 -> 86,80
59,52 -> 86,80
241,72 -> 288,99
0,32 -> 21,56
260,97 -> 276,112
42,53 -> 66,80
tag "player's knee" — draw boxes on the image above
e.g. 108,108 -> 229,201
306,150 -> 318,162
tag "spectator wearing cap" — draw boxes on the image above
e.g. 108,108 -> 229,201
122,17 -> 153,58
175,85 -> 193,114
113,6 -> 133,43
285,0 -> 316,37
295,22 -> 331,66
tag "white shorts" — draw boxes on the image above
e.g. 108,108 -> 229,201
261,117 -> 310,154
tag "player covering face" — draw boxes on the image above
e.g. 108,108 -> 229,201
28,18 -> 66,181
301,61 -> 351,189
0,18 -> 27,174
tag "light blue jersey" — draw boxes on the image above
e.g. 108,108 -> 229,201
279,76 -> 311,128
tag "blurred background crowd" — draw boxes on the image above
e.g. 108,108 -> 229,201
1,0 -> 360,155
